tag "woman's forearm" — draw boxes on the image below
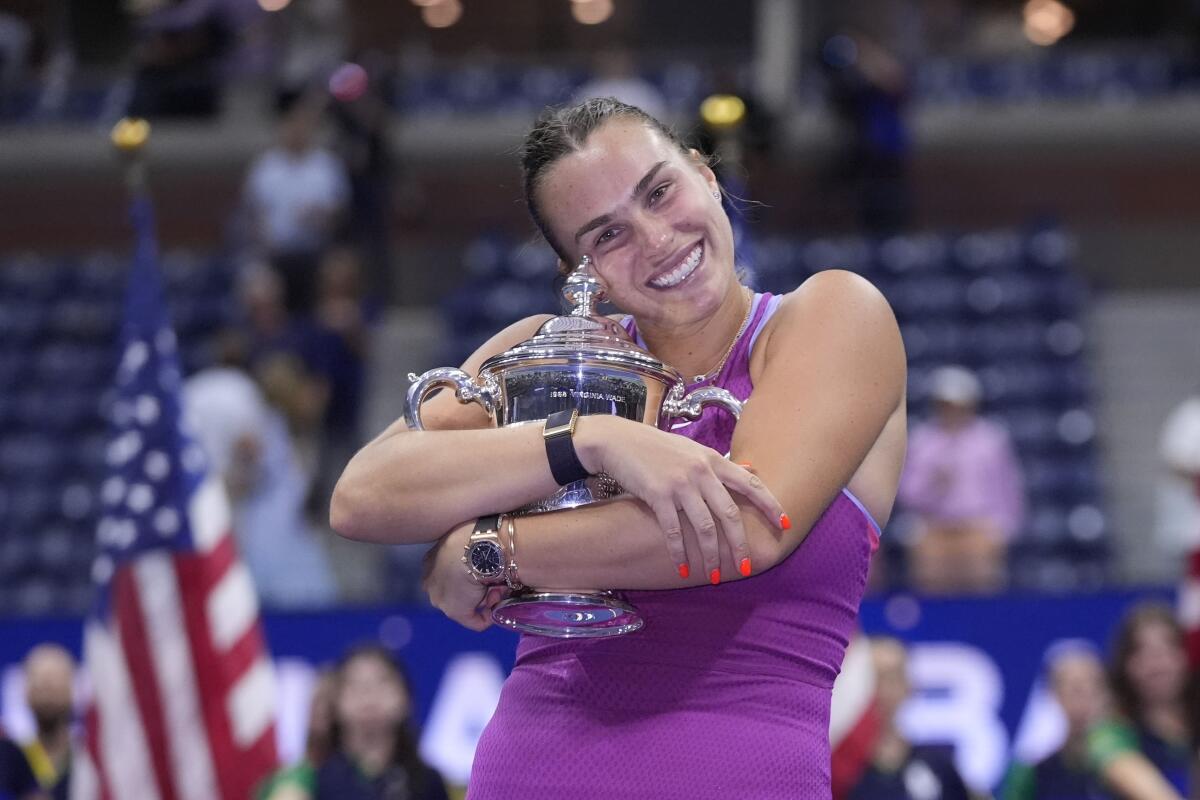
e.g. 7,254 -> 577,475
331,423 -> 563,544
514,494 -> 788,591
1101,753 -> 1185,800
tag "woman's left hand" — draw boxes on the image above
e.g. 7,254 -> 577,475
423,522 -> 510,631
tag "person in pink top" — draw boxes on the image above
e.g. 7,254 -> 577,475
898,364 -> 1026,593
330,98 -> 908,798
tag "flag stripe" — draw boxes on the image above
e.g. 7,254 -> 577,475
207,563 -> 259,652
135,554 -> 221,800
189,476 -> 231,553
177,547 -> 277,800
85,619 -> 162,800
82,701 -> 112,800
228,658 -> 276,748
114,567 -> 179,800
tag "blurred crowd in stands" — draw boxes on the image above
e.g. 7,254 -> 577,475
1,597 -> 1195,799
0,0 -> 1198,607
1,0 -> 1199,124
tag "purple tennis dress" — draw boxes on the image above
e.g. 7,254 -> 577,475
468,292 -> 880,799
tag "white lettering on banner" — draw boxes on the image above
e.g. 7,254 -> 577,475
419,653 -> 506,787
1011,676 -> 1068,765
0,665 -> 33,742
899,643 -> 1008,792
272,659 -> 321,764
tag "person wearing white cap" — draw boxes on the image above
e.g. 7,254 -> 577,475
896,365 -> 1026,593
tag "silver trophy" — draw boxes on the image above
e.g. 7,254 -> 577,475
406,258 -> 742,637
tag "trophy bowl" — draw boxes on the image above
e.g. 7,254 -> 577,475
406,259 -> 742,637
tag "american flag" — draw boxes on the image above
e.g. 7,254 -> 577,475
72,196 -> 279,799
1183,547 -> 1200,667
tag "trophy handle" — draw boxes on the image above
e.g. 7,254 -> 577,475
404,367 -> 498,431
662,385 -> 742,423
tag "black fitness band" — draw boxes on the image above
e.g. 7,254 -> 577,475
543,409 -> 590,485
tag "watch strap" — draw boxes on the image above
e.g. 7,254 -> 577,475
543,409 -> 589,486
473,514 -> 501,536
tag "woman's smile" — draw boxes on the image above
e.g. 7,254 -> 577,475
647,241 -> 704,290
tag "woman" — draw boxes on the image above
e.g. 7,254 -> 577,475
1001,642 -> 1112,800
258,670 -> 335,800
313,644 -> 447,800
332,98 -> 908,797
1088,603 -> 1192,800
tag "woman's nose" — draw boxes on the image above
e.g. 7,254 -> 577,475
640,216 -> 673,253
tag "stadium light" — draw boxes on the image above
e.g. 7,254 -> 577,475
1023,0 -> 1075,46
572,0 -> 614,26
423,0 -> 463,28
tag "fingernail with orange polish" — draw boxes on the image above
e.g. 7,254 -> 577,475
780,513 -> 792,530
738,462 -> 752,469
678,563 -> 690,579
709,568 -> 721,585
739,558 -> 752,577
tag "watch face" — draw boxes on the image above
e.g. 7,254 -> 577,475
469,541 -> 504,578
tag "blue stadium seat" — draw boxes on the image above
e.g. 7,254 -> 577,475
876,233 -> 950,275
887,274 -> 968,320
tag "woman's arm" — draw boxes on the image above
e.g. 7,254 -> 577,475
333,313 -> 785,556
330,315 -> 563,543
425,271 -> 907,625
1100,753 -> 1185,800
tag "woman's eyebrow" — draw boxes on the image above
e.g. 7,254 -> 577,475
573,160 -> 669,243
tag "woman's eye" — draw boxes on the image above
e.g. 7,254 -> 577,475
595,228 -> 618,246
649,183 -> 670,203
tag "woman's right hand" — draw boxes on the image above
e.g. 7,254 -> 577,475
574,415 -> 787,582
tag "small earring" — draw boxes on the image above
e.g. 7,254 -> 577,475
713,190 -> 721,200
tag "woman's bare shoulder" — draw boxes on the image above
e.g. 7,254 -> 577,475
757,270 -> 898,360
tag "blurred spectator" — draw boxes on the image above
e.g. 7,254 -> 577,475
1001,641 -> 1112,800
244,98 -> 350,315
0,728 -> 39,800
898,365 -> 1026,594
183,347 -> 338,608
19,644 -> 73,800
1157,393 -> 1200,575
573,47 -> 666,119
272,0 -> 347,110
848,637 -> 971,800
327,51 -> 397,301
820,26 -> 913,234
238,266 -> 331,463
314,644 -> 448,800
1088,603 -> 1192,798
127,0 -> 238,119
258,670 -> 336,800
0,12 -> 31,91
235,262 -> 385,603
312,247 -> 378,501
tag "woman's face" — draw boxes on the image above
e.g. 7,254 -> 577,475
1124,620 -> 1188,707
537,119 -> 736,328
336,654 -> 409,736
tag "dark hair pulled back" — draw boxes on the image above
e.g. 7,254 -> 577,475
519,97 -> 692,272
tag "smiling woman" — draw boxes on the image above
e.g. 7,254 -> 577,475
330,97 -> 909,798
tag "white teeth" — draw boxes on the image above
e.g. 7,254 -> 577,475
650,244 -> 703,288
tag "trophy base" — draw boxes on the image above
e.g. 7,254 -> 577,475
492,592 -> 643,638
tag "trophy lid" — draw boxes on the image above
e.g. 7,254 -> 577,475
478,257 -> 681,382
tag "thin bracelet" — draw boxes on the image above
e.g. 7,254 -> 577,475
505,515 -> 524,591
